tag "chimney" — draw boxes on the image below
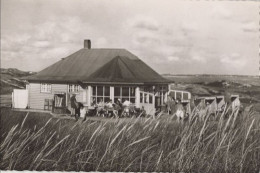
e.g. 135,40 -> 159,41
84,39 -> 91,49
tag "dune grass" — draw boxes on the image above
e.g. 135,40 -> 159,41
0,106 -> 260,172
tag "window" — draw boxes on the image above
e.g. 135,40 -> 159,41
92,86 -> 110,103
183,93 -> 189,100
114,86 -> 136,103
41,83 -> 51,93
149,95 -> 153,104
144,93 -> 148,103
68,84 -> 80,93
155,85 -> 167,105
176,92 -> 182,100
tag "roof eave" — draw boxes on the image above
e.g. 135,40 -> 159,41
82,81 -> 144,85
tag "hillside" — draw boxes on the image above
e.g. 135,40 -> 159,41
0,68 -> 36,94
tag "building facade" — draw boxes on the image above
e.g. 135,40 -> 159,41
25,40 -> 170,114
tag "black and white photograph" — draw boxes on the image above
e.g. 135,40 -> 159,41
0,0 -> 260,172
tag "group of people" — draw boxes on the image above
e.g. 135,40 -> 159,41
70,94 -> 142,121
165,96 -> 186,121
92,98 -> 123,118
92,98 -> 141,118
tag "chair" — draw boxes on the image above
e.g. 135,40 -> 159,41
44,99 -> 49,110
48,99 -> 53,111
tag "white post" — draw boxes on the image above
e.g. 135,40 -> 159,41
12,92 -> 14,108
26,84 -> 30,108
110,86 -> 114,103
135,87 -> 140,108
152,93 -> 155,108
83,88 -> 87,103
87,86 -> 91,106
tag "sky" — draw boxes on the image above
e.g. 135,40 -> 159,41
1,0 -> 259,75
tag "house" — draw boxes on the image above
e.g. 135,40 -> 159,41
24,40 -> 171,114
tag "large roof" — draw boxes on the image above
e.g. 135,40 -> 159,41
26,48 -> 170,84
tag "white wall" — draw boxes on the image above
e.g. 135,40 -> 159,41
28,83 -> 85,109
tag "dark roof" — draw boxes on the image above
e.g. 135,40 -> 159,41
26,48 -> 170,84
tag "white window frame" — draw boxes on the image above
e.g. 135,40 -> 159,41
40,83 -> 52,93
91,86 -> 110,103
114,86 -> 136,103
140,91 -> 154,104
68,84 -> 80,93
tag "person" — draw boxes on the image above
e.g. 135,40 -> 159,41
140,106 -> 146,117
123,99 -> 131,107
114,99 -> 123,117
75,102 -> 84,121
70,94 -> 78,118
169,97 -> 176,115
166,96 -> 172,114
106,99 -> 113,108
80,104 -> 87,121
96,98 -> 105,116
91,98 -> 97,107
176,98 -> 184,122
123,99 -> 131,117
106,99 -> 114,117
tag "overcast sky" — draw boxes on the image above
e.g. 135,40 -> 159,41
1,0 -> 259,75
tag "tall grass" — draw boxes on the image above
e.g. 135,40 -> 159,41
0,107 -> 260,172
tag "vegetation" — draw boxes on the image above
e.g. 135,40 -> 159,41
1,107 -> 260,172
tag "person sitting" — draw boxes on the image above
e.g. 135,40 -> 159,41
91,98 -> 97,107
106,99 -> 114,117
114,99 -> 123,118
175,98 -> 185,122
122,100 -> 131,117
96,98 -> 105,117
